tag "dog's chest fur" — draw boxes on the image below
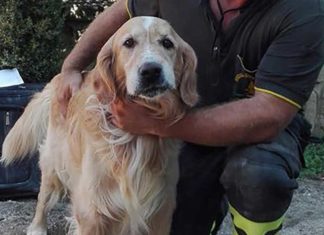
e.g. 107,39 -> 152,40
52,96 -> 180,233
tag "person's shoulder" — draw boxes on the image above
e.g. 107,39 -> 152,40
276,0 -> 324,15
268,0 -> 324,31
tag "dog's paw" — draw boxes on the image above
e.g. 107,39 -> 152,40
27,224 -> 47,235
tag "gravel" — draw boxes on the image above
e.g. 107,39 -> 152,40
0,178 -> 323,235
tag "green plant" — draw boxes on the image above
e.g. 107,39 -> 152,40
62,0 -> 114,51
0,0 -> 65,82
302,142 -> 324,178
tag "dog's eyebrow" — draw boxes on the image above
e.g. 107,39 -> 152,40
158,35 -> 175,43
123,35 -> 135,41
120,34 -> 134,41
160,35 -> 171,39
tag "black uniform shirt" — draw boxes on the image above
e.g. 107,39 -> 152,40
126,0 -> 324,109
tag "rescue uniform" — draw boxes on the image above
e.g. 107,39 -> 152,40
126,0 -> 324,234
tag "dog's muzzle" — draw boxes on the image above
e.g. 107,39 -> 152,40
136,62 -> 170,98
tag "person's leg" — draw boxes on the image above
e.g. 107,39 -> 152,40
220,129 -> 303,235
170,144 -> 227,235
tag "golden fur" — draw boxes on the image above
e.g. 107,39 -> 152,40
1,16 -> 198,235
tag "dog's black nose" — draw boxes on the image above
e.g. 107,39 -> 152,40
139,62 -> 162,81
137,62 -> 168,97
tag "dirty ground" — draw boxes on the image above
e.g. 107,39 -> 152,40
0,178 -> 323,235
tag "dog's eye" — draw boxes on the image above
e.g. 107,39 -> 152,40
161,38 -> 174,49
123,38 -> 135,48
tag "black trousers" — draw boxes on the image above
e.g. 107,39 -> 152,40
170,114 -> 310,235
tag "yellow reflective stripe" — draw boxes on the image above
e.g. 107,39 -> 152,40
233,228 -> 280,235
229,204 -> 284,235
255,87 -> 301,109
210,221 -> 216,235
233,222 -> 239,235
125,0 -> 132,18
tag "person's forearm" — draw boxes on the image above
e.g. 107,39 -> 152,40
62,0 -> 129,72
163,92 -> 298,146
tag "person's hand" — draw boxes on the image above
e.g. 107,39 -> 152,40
110,99 -> 170,136
57,70 -> 83,117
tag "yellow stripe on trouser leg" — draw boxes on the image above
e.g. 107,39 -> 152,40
229,204 -> 283,235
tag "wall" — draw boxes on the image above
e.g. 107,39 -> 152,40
304,66 -> 324,137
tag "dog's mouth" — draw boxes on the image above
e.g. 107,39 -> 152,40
137,84 -> 171,98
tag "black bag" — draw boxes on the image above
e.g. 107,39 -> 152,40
0,83 -> 45,199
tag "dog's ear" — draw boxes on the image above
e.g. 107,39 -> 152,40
96,35 -> 116,96
178,41 -> 199,107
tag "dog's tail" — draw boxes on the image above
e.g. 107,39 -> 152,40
1,84 -> 52,165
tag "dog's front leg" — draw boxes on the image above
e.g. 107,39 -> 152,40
149,198 -> 176,235
71,207 -> 116,235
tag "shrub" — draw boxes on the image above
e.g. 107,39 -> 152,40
302,142 -> 324,178
0,0 -> 65,82
0,0 -> 115,83
63,0 -> 114,51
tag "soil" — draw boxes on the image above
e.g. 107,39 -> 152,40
0,178 -> 323,235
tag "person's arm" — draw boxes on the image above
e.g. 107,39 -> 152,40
110,91 -> 298,146
58,0 -> 130,116
160,92 -> 298,146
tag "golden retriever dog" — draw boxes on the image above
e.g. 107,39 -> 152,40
1,16 -> 198,235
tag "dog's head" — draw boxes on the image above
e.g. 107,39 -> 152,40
96,16 -> 198,118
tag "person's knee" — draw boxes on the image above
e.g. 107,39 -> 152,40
220,153 -> 298,221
